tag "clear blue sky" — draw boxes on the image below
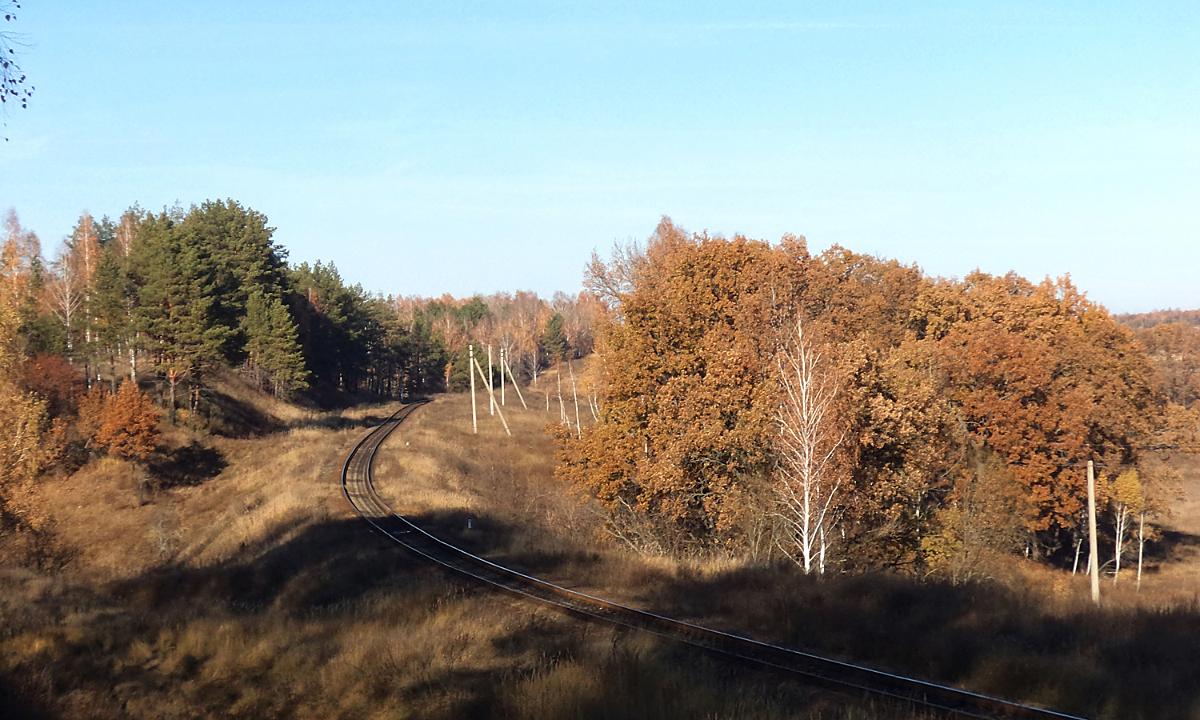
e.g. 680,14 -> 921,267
2,1 -> 1197,313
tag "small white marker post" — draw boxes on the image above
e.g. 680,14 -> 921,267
469,344 -> 478,434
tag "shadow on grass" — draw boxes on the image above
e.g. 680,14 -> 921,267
0,676 -> 50,720
201,386 -> 287,437
347,510 -> 1200,718
148,442 -> 228,489
8,513 -> 920,720
1152,528 -> 1200,564
8,509 -> 1199,720
284,413 -> 394,432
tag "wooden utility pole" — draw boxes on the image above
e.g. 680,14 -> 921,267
469,344 -> 477,434
502,352 -> 528,408
499,348 -> 506,406
1087,459 -> 1100,605
473,357 -> 511,436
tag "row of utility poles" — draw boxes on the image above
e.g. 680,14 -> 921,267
459,343 -> 1131,607
468,344 -> 524,436
467,343 -> 591,439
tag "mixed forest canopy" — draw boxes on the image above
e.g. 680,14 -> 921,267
555,218 -> 1199,576
0,199 -> 594,543
2,202 -> 1197,579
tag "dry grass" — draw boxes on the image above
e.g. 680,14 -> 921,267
367,394 -> 1200,720
3,384 -> 1197,719
1,386 -> 930,720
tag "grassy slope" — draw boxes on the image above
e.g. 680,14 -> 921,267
0,383 -> 927,720
374,394 -> 1200,720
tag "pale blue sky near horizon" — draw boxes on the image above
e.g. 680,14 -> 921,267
1,1 -> 1197,313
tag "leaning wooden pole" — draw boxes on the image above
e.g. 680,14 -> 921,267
469,344 -> 477,434
502,354 -> 528,409
1087,459 -> 1100,605
488,345 -> 495,415
473,357 -> 511,436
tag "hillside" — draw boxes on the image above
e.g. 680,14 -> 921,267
1115,309 -> 1200,330
1,377 -> 932,720
1,365 -> 1198,719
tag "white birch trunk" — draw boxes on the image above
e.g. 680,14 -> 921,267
774,320 -> 844,576
1113,503 -> 1128,582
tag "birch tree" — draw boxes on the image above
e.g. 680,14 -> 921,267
774,319 -> 845,575
44,244 -> 83,356
1108,469 -> 1144,583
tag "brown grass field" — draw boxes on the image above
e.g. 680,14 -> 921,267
2,378 -> 1198,719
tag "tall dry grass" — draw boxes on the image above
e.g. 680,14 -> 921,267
2,389 -> 930,720
368,394 -> 1200,720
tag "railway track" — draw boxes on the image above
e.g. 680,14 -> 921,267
342,401 -> 1086,720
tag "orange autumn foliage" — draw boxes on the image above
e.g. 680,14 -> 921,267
94,381 -> 161,461
557,219 -> 1175,565
22,354 -> 84,419
919,273 -> 1162,539
556,220 -> 808,551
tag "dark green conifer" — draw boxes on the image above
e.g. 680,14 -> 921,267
89,247 -> 130,391
244,289 -> 309,396
541,313 -> 569,361
131,213 -> 230,422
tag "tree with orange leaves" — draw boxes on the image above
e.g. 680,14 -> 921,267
0,249 -> 50,539
555,218 -> 809,552
558,219 -> 1172,570
915,272 -> 1163,556
94,380 -> 160,461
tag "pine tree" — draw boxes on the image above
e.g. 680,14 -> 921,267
131,213 -> 230,423
244,290 -> 308,396
89,248 -> 129,391
177,199 -> 289,363
540,313 -> 569,362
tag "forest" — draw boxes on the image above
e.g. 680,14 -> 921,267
0,200 -> 594,545
554,218 -> 1200,578
2,204 -> 1198,580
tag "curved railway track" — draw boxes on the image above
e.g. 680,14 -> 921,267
342,401 -> 1086,720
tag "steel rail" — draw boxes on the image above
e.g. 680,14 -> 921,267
342,402 -> 1088,720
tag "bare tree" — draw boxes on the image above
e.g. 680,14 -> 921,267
72,212 -> 100,344
584,238 -> 644,315
2,1 -> 35,139
774,319 -> 844,575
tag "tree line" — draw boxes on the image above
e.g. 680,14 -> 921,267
2,202 -> 596,414
0,200 -> 595,546
555,218 -> 1198,578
